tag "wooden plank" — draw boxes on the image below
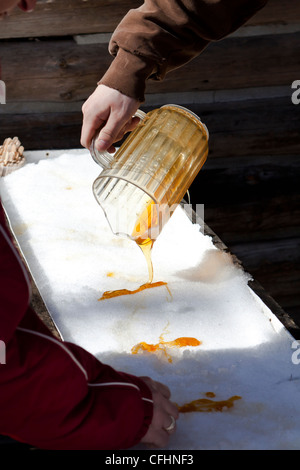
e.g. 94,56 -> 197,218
0,40 -> 112,103
1,33 -> 299,102
0,94 -> 298,156
0,0 -> 298,40
249,280 -> 300,339
0,0 -> 142,39
187,96 -> 300,158
229,237 -> 300,272
189,160 -> 300,243
231,238 -> 300,313
202,190 -> 300,243
0,112 -> 83,150
145,32 -> 300,94
243,0 -> 300,27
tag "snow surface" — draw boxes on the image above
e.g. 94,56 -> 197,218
1,150 -> 300,450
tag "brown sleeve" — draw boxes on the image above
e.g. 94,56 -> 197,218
99,0 -> 269,101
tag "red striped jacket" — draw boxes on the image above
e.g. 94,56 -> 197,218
0,201 -> 153,449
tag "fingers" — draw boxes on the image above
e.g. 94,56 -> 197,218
80,95 -> 106,151
140,376 -> 179,448
113,116 -> 141,143
80,84 -> 140,152
93,114 -> 141,153
142,401 -> 179,448
101,116 -> 141,154
94,114 -> 125,153
164,415 -> 176,434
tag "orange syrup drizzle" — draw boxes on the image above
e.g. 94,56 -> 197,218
131,336 -> 201,363
99,202 -> 167,300
177,394 -> 242,413
98,280 -> 168,301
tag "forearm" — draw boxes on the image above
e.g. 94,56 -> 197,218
1,320 -> 153,450
100,0 -> 269,101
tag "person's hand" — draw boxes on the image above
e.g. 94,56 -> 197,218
139,376 -> 179,448
0,1 -> 36,18
81,84 -> 140,154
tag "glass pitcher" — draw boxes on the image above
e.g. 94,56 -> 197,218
90,104 -> 209,245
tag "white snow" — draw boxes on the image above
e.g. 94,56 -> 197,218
1,150 -> 300,450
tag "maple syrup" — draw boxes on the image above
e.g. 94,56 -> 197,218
131,336 -> 201,363
130,329 -> 242,411
92,105 -> 209,299
136,237 -> 154,284
98,281 -> 167,301
98,202 -> 161,300
177,395 -> 242,413
131,200 -> 158,284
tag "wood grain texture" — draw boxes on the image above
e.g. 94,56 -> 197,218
0,0 -> 142,39
0,32 -> 299,103
0,0 -> 298,39
0,94 -> 298,156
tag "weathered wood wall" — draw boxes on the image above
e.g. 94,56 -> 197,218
0,0 -> 299,325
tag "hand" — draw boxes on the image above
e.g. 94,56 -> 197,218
80,84 -> 140,153
139,376 -> 179,448
0,1 -> 36,18
0,0 -> 18,16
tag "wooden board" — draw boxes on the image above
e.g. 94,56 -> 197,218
0,0 -> 142,39
189,158 -> 300,240
0,95 -> 298,157
0,0 -> 298,39
0,32 -> 299,104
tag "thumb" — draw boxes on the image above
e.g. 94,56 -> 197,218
95,113 -> 124,152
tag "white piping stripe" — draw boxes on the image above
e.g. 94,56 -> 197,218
88,382 -> 140,391
0,223 -> 32,297
1,213 -> 152,402
16,327 -> 147,399
88,383 -> 153,403
16,326 -> 89,381
142,397 -> 154,404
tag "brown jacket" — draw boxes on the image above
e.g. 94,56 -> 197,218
100,0 -> 268,101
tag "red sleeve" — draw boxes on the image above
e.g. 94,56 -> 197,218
0,202 -> 31,343
1,317 -> 153,449
0,200 -> 153,449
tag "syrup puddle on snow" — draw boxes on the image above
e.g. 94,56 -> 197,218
177,392 -> 242,413
131,326 -> 201,363
131,330 -> 242,412
98,281 -> 170,301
